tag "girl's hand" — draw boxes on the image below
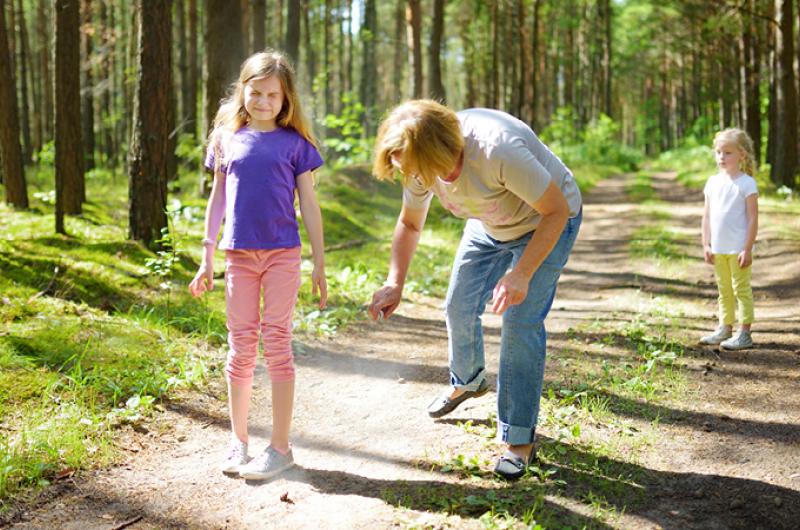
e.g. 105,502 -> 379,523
189,263 -> 214,297
738,249 -> 752,268
491,269 -> 530,315
703,246 -> 715,265
312,265 -> 328,309
369,283 -> 402,320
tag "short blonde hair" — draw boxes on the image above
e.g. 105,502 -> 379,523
372,99 -> 465,189
713,128 -> 757,177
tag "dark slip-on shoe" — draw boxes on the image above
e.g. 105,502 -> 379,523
426,378 -> 490,418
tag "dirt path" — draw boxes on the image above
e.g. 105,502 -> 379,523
4,172 -> 799,529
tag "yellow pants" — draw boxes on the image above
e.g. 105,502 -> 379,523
713,254 -> 754,325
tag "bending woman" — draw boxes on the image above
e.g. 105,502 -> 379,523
368,100 -> 582,480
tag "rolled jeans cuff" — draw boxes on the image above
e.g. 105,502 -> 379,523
450,368 -> 487,392
498,420 -> 536,445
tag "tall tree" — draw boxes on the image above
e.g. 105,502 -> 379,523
360,0 -> 377,131
284,0 -> 300,64
0,0 -> 27,208
428,0 -> 445,102
129,0 -> 172,247
406,0 -> 422,98
772,0 -> 798,186
80,0 -> 95,171
251,0 -> 266,51
204,0 -> 243,138
15,0 -> 32,163
393,0 -> 405,103
55,0 -> 84,234
37,0 -> 53,144
187,0 -> 198,137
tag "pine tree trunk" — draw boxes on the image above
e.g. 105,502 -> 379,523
772,0 -> 799,186
15,0 -> 32,163
406,0 -> 422,98
459,3 -> 476,108
359,0 -> 377,132
531,0 -> 541,129
252,0 -> 265,51
393,0 -> 405,103
187,0 -> 198,137
428,0 -> 445,102
284,0 -> 300,64
0,0 -> 27,208
81,0 -> 95,172
204,0 -> 243,136
602,0 -> 612,117
37,0 -> 53,143
323,0 -> 332,117
177,0 -> 188,127
129,0 -> 171,247
99,0 -> 114,163
55,0 -> 84,228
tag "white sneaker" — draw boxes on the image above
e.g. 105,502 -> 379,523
721,331 -> 753,350
239,446 -> 294,481
699,326 -> 733,345
221,438 -> 250,476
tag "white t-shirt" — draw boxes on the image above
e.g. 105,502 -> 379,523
703,172 -> 758,254
402,108 -> 582,241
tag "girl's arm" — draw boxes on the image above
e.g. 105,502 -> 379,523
739,194 -> 758,268
701,196 -> 714,265
297,171 -> 327,309
189,170 -> 226,297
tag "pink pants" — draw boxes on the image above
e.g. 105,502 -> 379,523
224,247 -> 301,385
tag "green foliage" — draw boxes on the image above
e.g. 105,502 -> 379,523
542,108 -> 642,187
175,133 -> 206,167
321,93 -> 374,168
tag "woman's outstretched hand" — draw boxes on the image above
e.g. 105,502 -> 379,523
368,284 -> 402,320
491,270 -> 530,315
188,263 -> 214,297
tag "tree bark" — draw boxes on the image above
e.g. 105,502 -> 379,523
128,0 -> 171,247
406,0 -> 422,99
601,0 -> 612,117
15,0 -> 32,163
187,0 -> 198,137
0,0 -> 27,208
393,0 -> 405,103
55,0 -> 84,229
772,0 -> 799,186
204,0 -> 243,137
81,0 -> 95,171
360,0 -> 377,131
251,0 -> 265,51
284,0 -> 300,64
428,0 -> 445,102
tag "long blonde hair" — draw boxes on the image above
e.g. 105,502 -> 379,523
373,99 -> 465,189
208,50 -> 317,170
713,128 -> 757,177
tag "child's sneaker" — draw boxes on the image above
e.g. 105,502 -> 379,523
699,326 -> 733,345
239,446 -> 294,480
721,330 -> 753,350
221,438 -> 250,476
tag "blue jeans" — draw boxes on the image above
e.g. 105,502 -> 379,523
443,209 -> 582,445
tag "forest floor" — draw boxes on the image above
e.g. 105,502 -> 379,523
2,170 -> 799,529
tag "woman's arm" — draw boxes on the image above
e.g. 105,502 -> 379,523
368,203 -> 430,319
491,180 -> 569,314
297,171 -> 328,309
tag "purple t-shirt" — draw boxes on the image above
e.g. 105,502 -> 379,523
204,126 -> 323,250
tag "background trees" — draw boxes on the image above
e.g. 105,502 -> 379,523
1,0 -> 798,235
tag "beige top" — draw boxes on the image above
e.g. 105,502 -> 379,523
403,108 -> 582,241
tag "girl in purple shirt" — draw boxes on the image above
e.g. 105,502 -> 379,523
189,50 -> 326,481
